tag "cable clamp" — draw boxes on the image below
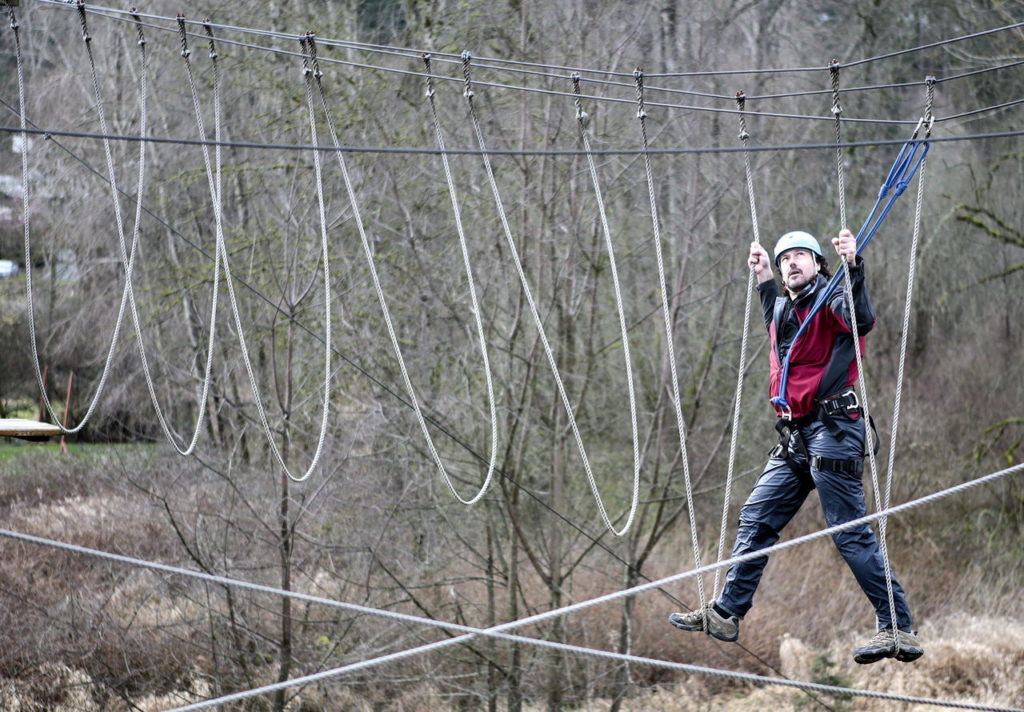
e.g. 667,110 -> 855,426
738,129 -> 749,141
176,14 -> 190,57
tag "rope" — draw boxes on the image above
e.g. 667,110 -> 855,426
1,461 -> 1021,711
880,78 -> 935,635
304,40 -> 502,504
0,91 -> 913,710
632,68 -> 706,614
457,51 -> 641,536
2,95 -> 807,696
53,1 -> 1024,81
712,92 -> 760,598
12,1 -> 143,434
180,459 -> 1023,709
44,3 -> 1024,112
829,60 -> 898,641
117,15 -> 222,456
184,22 -> 333,482
6,123 -> 1024,158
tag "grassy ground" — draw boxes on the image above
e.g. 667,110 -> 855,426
0,441 -> 153,463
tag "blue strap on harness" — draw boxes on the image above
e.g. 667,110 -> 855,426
772,137 -> 930,414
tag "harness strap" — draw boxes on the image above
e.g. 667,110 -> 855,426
812,455 -> 864,477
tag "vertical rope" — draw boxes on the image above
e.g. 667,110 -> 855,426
880,78 -> 934,647
830,59 -> 899,642
632,68 -> 706,615
712,92 -> 759,598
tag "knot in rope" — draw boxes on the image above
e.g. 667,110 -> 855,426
202,20 -> 216,59
130,8 -> 145,46
632,67 -> 647,120
460,50 -> 474,99
76,0 -> 91,43
8,4 -> 18,31
421,53 -> 435,98
176,14 -> 190,57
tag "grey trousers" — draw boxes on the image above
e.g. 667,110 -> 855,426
717,415 -> 913,630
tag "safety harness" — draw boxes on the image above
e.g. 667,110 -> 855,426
772,389 -> 879,488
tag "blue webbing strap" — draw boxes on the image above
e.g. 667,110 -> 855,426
772,137 -> 930,414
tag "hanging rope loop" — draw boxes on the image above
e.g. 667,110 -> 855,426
461,50 -> 474,99
175,13 -> 190,57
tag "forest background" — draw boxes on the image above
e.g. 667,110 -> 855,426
0,0 -> 1022,710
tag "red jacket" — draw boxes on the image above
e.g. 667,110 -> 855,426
759,260 -> 876,419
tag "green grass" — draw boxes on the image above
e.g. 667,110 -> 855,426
0,441 -> 156,463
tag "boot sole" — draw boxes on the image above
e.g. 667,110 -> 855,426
895,648 -> 923,663
667,615 -> 738,642
853,649 -> 894,665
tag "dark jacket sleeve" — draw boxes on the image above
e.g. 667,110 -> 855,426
828,257 -> 876,334
758,279 -> 779,332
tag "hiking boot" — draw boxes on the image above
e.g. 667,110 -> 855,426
853,628 -> 924,664
668,604 -> 739,642
893,629 -> 924,663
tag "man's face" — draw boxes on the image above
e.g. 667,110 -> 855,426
778,248 -> 819,293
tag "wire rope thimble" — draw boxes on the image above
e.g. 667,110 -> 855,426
306,32 -> 323,79
570,72 -> 589,126
202,19 -> 216,60
923,75 -> 936,138
828,57 -> 842,116
176,13 -> 190,57
632,67 -> 646,120
76,0 -> 91,44
128,7 -> 145,47
421,53 -> 435,98
298,34 -> 312,77
460,50 -> 474,100
735,90 -> 750,141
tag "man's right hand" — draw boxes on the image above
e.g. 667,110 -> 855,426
749,242 -> 773,284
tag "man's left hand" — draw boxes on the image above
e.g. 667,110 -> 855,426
832,229 -> 857,265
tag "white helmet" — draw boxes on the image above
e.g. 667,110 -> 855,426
773,231 -> 823,268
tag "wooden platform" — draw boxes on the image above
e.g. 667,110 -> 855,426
0,418 -> 62,440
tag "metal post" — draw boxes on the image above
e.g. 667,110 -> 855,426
59,372 -> 74,454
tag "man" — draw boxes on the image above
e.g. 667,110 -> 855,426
668,229 -> 923,664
